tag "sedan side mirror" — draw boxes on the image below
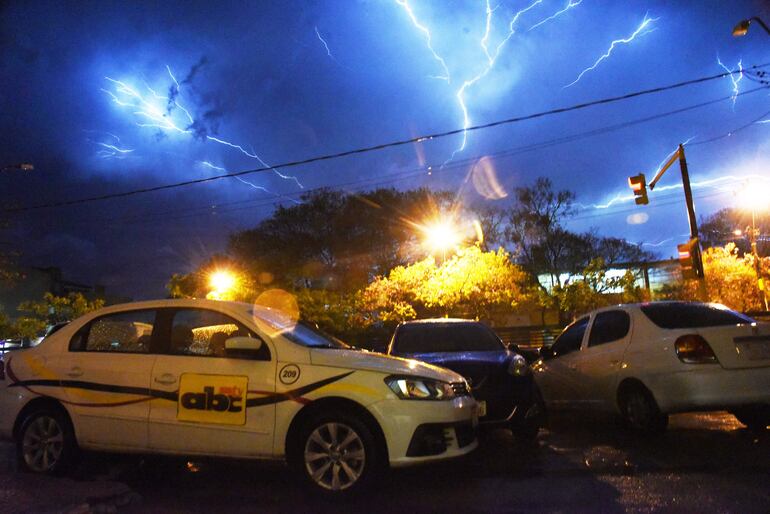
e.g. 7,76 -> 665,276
539,346 -> 555,360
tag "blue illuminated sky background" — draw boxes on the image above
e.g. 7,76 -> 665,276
2,0 -> 770,298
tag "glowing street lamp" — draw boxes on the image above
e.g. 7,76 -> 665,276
732,17 -> 770,37
422,220 -> 462,261
208,270 -> 238,300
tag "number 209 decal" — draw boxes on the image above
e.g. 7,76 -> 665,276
279,364 -> 300,385
177,373 -> 248,425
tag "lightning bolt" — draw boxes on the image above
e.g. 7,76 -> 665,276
640,238 -> 673,247
395,0 -> 451,81
716,56 -> 743,109
315,26 -> 333,57
96,143 -> 134,154
102,67 -> 304,188
564,12 -> 658,88
199,161 -> 300,204
529,0 -> 582,31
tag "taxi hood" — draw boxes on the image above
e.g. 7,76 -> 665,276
309,349 -> 464,383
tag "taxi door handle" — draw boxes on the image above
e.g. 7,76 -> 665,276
67,367 -> 83,378
154,374 -> 177,385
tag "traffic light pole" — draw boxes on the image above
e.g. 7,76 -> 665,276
677,144 -> 707,300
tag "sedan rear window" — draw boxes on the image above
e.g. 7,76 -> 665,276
640,302 -> 754,329
392,323 -> 504,354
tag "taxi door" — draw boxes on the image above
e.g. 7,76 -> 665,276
534,316 -> 589,408
148,308 -> 276,457
57,309 -> 157,449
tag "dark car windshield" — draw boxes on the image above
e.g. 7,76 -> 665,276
640,302 -> 754,329
392,323 -> 504,354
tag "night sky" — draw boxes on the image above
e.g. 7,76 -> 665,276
2,0 -> 770,299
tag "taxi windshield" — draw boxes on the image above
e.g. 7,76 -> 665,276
244,304 -> 350,349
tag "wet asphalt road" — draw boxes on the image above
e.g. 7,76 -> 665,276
36,411 -> 766,513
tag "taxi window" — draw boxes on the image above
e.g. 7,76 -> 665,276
70,310 -> 155,353
167,309 -> 269,360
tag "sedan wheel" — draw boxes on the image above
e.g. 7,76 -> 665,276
620,386 -> 668,435
17,409 -> 76,474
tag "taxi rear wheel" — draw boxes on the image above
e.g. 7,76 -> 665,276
16,407 -> 77,475
292,411 -> 382,495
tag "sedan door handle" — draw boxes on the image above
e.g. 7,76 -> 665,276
154,374 -> 177,385
67,367 -> 83,378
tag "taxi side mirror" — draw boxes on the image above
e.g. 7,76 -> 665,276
225,336 -> 263,351
224,337 -> 265,359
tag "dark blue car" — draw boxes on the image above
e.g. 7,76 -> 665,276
387,319 -> 544,440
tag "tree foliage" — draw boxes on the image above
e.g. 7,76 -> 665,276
362,246 -> 532,322
14,292 -> 104,338
658,243 -> 767,312
554,258 -> 647,318
228,188 -> 454,292
700,208 -> 769,256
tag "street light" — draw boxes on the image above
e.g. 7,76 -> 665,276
732,17 -> 770,37
208,270 -> 237,300
422,220 -> 461,261
738,182 -> 769,310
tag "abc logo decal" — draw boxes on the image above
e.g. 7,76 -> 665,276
181,386 -> 243,412
177,374 -> 248,425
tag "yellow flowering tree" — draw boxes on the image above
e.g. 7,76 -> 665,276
362,246 -> 531,322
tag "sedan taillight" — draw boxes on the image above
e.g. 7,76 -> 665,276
675,334 -> 718,364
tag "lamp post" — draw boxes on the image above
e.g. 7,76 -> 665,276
732,17 -> 770,37
739,184 -> 769,311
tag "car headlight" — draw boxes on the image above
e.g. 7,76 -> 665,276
385,375 -> 456,400
507,354 -> 530,376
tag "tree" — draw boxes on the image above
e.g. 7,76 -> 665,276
362,246 -> 532,323
554,258 -> 647,319
14,292 -> 104,338
228,188 -> 454,292
658,243 -> 767,312
502,178 -> 652,320
700,208 -> 769,256
167,255 -> 258,302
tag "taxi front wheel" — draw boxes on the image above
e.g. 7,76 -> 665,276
292,411 -> 382,495
16,407 -> 77,475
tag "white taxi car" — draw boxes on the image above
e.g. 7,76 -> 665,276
533,302 -> 770,433
0,299 -> 477,494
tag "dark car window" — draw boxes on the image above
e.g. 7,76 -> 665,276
588,310 -> 631,347
167,308 -> 269,360
551,317 -> 589,358
70,310 -> 156,353
391,323 -> 504,354
640,303 -> 754,329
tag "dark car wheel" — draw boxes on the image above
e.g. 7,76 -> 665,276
16,407 -> 77,475
731,406 -> 770,432
510,387 -> 545,441
291,410 -> 383,496
619,385 -> 668,435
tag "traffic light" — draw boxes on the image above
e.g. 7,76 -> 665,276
677,239 -> 700,280
628,173 -> 649,205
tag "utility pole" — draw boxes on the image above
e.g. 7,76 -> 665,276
676,145 -> 707,299
640,143 -> 707,300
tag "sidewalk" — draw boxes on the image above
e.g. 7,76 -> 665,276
0,443 -> 139,514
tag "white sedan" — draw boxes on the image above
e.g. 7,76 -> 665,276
0,299 -> 478,494
533,302 -> 770,433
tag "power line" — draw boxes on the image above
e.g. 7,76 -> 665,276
5,63 -> 766,214
26,83 -> 770,229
